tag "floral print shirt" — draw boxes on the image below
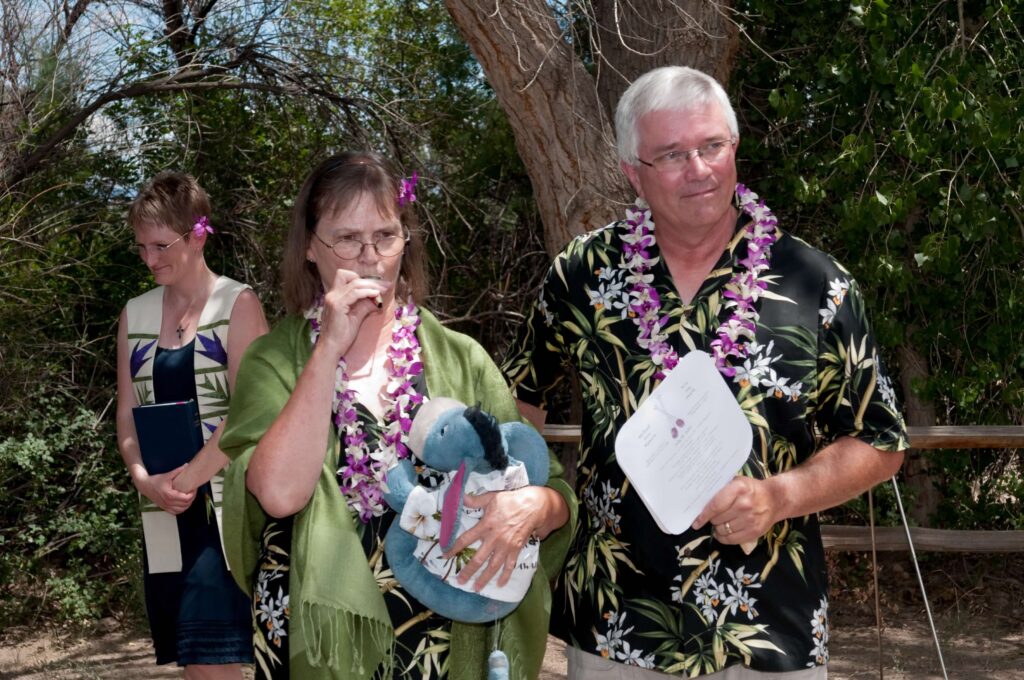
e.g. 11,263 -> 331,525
502,214 -> 908,675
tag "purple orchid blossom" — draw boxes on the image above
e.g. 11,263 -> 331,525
398,171 -> 418,207
192,216 -> 214,238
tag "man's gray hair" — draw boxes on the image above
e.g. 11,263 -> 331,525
615,66 -> 738,165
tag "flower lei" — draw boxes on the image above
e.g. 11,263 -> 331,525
621,183 -> 779,382
306,298 -> 424,522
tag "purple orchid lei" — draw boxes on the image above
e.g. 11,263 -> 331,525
305,298 -> 424,522
621,183 -> 779,382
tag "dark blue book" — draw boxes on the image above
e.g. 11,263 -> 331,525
132,399 -> 204,475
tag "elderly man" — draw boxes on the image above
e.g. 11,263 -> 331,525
503,66 -> 908,679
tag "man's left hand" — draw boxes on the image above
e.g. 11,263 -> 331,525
692,476 -> 776,546
692,437 -> 904,549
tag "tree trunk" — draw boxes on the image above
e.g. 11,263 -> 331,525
896,207 -> 942,526
590,0 -> 739,121
443,0 -> 738,256
444,0 -> 625,255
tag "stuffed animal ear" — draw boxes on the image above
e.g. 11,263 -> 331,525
440,461 -> 467,551
408,397 -> 466,459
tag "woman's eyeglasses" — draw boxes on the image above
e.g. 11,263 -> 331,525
130,234 -> 186,257
312,230 -> 409,259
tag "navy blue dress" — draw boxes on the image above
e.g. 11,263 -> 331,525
144,341 -> 253,666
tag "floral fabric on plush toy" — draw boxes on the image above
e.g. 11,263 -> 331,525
401,454 -> 539,602
381,397 -> 549,624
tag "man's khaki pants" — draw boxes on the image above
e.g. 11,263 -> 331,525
566,645 -> 828,680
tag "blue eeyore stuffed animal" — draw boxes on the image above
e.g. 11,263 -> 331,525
380,397 -> 549,626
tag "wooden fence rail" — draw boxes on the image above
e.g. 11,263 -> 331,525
541,424 -> 1024,552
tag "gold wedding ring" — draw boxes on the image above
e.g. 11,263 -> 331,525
724,521 -> 733,535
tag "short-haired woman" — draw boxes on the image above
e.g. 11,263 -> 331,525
116,170 -> 268,678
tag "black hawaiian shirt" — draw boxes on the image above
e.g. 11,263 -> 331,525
502,211 -> 908,675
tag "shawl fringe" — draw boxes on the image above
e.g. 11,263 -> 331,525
301,601 -> 394,678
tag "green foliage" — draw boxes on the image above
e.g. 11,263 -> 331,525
926,449 -> 1024,528
0,161 -> 138,412
0,394 -> 139,624
734,0 -> 1024,526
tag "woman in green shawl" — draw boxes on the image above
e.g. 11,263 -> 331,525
220,151 -> 576,680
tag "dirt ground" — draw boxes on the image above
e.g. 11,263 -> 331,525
3,554 -> 1023,679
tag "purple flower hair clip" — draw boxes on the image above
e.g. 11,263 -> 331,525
397,172 -> 418,207
192,215 -> 214,238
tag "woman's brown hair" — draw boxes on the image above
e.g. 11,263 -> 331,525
282,151 -> 428,315
127,171 -> 211,235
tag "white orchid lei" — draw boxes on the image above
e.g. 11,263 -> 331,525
306,297 -> 424,522
621,183 -> 779,381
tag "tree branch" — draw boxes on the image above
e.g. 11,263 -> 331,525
56,0 -> 94,52
2,47 -> 353,189
163,0 -> 192,69
188,0 -> 219,45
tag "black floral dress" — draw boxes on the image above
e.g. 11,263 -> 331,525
251,394 -> 452,679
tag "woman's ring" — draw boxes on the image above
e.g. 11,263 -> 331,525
725,521 -> 733,535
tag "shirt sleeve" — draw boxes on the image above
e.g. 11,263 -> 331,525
501,256 -> 573,410
814,275 -> 909,452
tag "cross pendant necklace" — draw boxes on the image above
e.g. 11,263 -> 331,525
175,300 -> 197,342
171,276 -> 213,345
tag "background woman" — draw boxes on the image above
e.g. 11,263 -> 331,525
219,151 -> 576,679
116,171 -> 268,678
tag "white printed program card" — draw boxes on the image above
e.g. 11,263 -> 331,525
615,350 -> 753,535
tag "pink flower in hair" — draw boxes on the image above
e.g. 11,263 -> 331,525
398,172 -> 418,207
192,216 -> 214,238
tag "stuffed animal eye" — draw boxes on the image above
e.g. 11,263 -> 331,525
440,425 -> 448,436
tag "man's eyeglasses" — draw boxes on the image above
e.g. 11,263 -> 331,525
312,229 -> 409,260
636,137 -> 737,174
130,234 -> 186,257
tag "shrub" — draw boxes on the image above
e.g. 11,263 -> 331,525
0,393 -> 140,626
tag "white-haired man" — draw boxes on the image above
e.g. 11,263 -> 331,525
503,66 -> 908,679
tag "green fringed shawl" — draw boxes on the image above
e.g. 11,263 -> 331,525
220,309 -> 577,679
